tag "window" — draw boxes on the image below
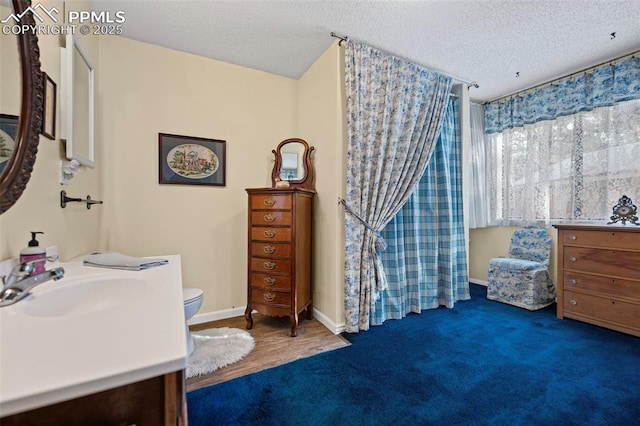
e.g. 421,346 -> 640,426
488,99 -> 640,225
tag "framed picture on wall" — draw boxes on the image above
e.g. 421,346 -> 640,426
42,72 -> 57,140
0,114 -> 19,175
158,133 -> 226,186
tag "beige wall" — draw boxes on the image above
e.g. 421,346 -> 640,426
0,0 -> 297,316
1,1 -> 102,262
0,13 -> 350,326
97,36 -> 298,314
297,42 -> 346,328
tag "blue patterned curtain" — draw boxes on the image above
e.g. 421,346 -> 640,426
485,54 -> 640,133
374,98 -> 469,325
343,41 -> 452,332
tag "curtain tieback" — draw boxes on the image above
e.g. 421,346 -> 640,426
339,198 -> 388,252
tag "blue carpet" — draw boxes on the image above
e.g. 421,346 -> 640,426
187,284 -> 640,425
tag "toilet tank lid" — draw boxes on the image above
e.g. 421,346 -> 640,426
183,288 -> 203,303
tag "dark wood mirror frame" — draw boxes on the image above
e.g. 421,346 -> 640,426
271,138 -> 315,190
0,0 -> 44,214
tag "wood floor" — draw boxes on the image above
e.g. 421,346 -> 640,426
186,314 -> 350,392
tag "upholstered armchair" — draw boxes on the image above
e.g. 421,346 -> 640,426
487,226 -> 556,310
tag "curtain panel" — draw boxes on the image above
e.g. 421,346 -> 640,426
485,55 -> 640,134
375,98 -> 469,325
343,41 -> 452,332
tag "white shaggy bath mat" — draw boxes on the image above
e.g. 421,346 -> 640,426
187,327 -> 255,378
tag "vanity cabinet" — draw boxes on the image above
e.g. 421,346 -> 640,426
1,370 -> 186,426
245,187 -> 314,336
553,224 -> 640,337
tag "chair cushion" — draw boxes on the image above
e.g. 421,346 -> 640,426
489,257 -> 546,271
508,226 -> 552,267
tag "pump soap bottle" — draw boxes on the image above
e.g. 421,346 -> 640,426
20,231 -> 46,274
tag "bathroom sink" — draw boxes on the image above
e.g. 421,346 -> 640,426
1,255 -> 186,418
20,276 -> 150,317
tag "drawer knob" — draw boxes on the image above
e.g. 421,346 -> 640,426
263,199 -> 276,206
263,277 -> 276,286
569,300 -> 577,306
569,256 -> 577,262
569,234 -> 577,240
264,214 -> 276,222
263,245 -> 276,254
264,230 -> 276,238
263,293 -> 276,302
568,279 -> 577,285
611,279 -> 616,285
263,261 -> 276,270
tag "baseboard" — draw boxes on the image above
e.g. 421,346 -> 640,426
188,306 -> 345,335
312,309 -> 345,335
188,307 -> 246,326
470,278 -> 488,286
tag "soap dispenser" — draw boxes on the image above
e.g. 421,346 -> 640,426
20,231 -> 46,274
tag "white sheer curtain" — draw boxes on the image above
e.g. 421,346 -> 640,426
488,99 -> 640,224
469,103 -> 491,228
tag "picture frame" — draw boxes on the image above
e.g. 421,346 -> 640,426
42,72 -> 56,140
159,133 -> 226,186
0,114 -> 19,175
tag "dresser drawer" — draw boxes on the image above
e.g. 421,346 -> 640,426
251,211 -> 292,226
251,288 -> 291,306
251,258 -> 291,274
250,273 -> 292,290
564,290 -> 640,330
563,271 -> 640,301
250,227 -> 291,242
562,229 -> 640,250
564,247 -> 640,279
250,194 -> 292,210
251,242 -> 291,259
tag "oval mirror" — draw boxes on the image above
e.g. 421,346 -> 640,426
279,142 -> 305,181
0,0 -> 44,214
271,138 -> 315,190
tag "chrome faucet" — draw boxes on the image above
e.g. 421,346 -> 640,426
0,258 -> 65,307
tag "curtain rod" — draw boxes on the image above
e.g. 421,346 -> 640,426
330,32 -> 480,90
330,32 -> 349,45
486,50 -> 639,104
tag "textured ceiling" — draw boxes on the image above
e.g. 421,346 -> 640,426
86,0 -> 640,103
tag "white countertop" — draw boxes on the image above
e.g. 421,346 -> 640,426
0,255 -> 187,417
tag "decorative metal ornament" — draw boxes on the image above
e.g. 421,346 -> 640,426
607,195 -> 639,225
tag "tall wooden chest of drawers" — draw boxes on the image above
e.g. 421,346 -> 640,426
553,224 -> 640,337
245,187 -> 315,336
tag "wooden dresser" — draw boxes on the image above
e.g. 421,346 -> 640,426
245,187 -> 315,336
554,224 -> 640,337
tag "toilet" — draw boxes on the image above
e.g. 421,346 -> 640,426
183,288 -> 204,355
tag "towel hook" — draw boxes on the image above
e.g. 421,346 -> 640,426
60,190 -> 104,210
